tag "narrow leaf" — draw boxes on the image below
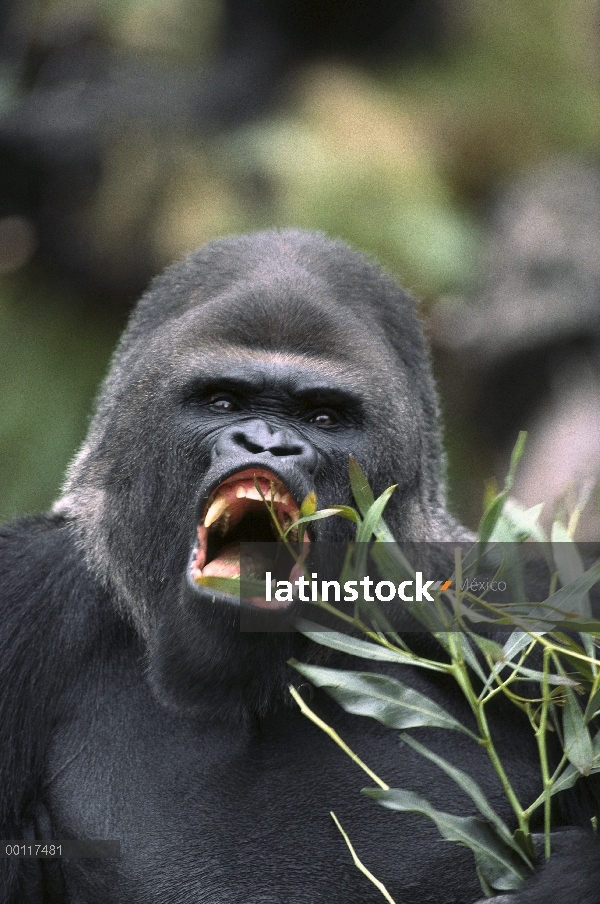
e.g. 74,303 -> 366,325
550,763 -> 579,797
294,620 -> 448,672
478,433 -> 527,544
356,485 -> 397,544
291,662 -> 479,739
584,684 -> 600,723
489,501 -> 545,544
365,787 -> 526,892
502,632 -> 534,662
543,560 -> 600,627
552,727 -> 600,795
478,492 -> 508,547
284,506 -> 360,536
506,431 -> 528,490
300,490 -> 318,517
551,523 -> 591,617
563,686 -> 594,775
458,633 -> 490,683
196,575 -> 267,598
469,634 -> 506,661
505,666 -> 579,687
349,455 -> 375,516
399,734 -> 529,864
348,456 -> 396,542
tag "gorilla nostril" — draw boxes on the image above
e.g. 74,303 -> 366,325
270,444 -> 304,457
232,433 -> 264,455
239,438 -> 307,457
229,425 -> 313,461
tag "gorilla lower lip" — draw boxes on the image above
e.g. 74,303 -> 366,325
190,469 -> 304,608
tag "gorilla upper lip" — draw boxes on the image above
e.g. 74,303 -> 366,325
189,468 -> 306,608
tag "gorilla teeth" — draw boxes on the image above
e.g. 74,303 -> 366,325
232,484 -> 291,506
199,472 -> 303,576
204,494 -> 230,528
193,473 -> 308,596
242,487 -> 266,501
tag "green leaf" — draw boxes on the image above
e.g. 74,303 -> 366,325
476,642 -> 578,691
399,734 -> 531,866
506,431 -> 528,490
290,662 -> 479,739
349,456 -> 396,542
294,620 -> 448,672
563,686 -> 594,775
369,541 -> 414,583
505,665 -> 579,687
365,787 -> 526,892
469,634 -> 506,661
552,727 -> 600,795
196,574 -> 268,598
478,433 -> 527,545
284,506 -> 360,537
544,560 -> 600,624
458,633 -> 491,683
513,829 -> 536,861
551,523 -> 596,670
300,490 -> 318,517
478,492 -> 508,547
585,684 -> 600,723
550,763 -> 580,797
349,455 -> 375,516
551,523 -> 591,617
489,501 -> 545,544
502,632 -> 534,662
356,485 -> 397,544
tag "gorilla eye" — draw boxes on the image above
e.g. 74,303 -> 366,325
209,395 -> 237,411
309,411 -> 335,427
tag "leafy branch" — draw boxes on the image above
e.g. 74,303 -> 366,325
283,443 -> 600,898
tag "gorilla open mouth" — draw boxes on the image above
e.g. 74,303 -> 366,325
190,468 -> 308,609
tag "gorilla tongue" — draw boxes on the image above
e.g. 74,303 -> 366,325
201,545 -> 271,580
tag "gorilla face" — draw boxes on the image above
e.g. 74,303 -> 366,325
184,353 -> 361,612
55,230 -> 454,717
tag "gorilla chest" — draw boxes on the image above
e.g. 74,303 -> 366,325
45,668 -> 532,904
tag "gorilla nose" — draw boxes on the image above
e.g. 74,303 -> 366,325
213,420 -> 318,473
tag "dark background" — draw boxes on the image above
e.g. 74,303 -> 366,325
0,0 -> 599,534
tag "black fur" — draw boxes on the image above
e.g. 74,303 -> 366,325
1,230 -> 599,903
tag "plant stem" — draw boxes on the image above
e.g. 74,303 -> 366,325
536,647 -> 552,860
330,812 -> 397,904
450,653 -> 528,835
524,753 -> 567,819
289,685 -> 389,790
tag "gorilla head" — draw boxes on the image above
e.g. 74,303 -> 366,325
54,230 -> 458,717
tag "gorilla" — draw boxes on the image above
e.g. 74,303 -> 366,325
1,229 -> 599,903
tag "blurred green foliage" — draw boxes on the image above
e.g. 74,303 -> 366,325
2,0 -> 600,518
0,274 -> 124,519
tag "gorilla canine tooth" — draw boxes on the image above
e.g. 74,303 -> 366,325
204,494 -> 230,528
